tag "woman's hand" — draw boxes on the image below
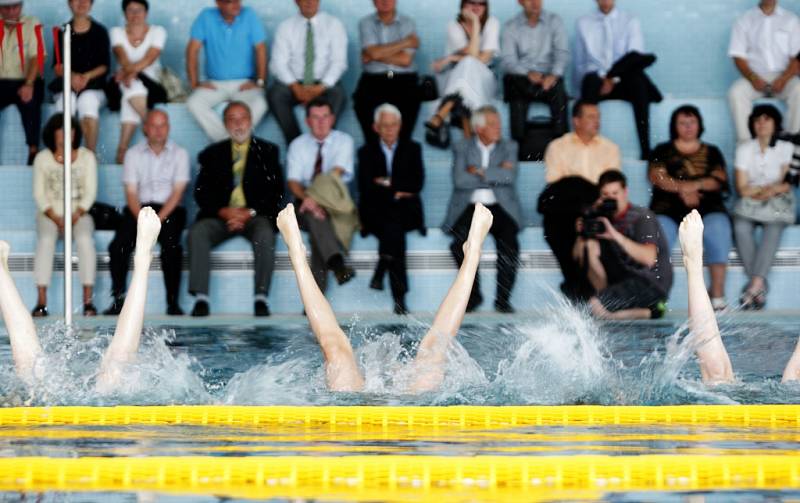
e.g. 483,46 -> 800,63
431,56 -> 454,73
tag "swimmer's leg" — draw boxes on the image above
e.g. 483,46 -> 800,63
409,203 -> 493,393
96,207 -> 160,393
781,337 -> 800,382
680,210 -> 733,384
0,241 -> 42,383
277,204 -> 364,392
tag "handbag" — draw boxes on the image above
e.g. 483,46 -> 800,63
88,202 -> 121,231
418,74 -> 439,102
733,191 -> 797,225
159,66 -> 188,103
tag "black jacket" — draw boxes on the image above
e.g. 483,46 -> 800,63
357,139 -> 425,237
194,137 -> 284,223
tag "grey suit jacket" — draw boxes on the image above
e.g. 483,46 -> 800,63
442,138 -> 523,232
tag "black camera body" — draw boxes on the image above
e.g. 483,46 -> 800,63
581,198 -> 618,238
778,132 -> 800,187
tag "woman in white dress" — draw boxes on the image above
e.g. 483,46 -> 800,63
425,0 -> 499,148
110,0 -> 166,163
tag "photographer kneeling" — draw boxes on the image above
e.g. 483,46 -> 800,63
574,170 -> 673,320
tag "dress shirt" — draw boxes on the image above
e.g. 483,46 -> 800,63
33,147 -> 97,216
271,12 -> 348,88
189,7 -> 266,81
471,140 -> 497,205
728,6 -> 800,76
380,141 -> 397,176
574,8 -> 644,80
544,133 -> 621,184
122,140 -> 190,204
287,130 -> 354,186
500,11 -> 569,77
734,139 -> 793,187
359,12 -> 417,74
0,15 -> 46,79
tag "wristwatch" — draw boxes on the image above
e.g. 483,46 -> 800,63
249,208 -> 257,218
255,78 -> 265,88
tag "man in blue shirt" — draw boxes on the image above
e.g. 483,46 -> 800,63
185,0 -> 268,141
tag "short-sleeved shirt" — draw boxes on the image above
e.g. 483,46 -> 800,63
287,130 -> 354,187
0,15 -> 46,79
544,132 -> 621,184
445,16 -> 500,56
603,204 -> 672,296
359,12 -> 416,74
728,6 -> 800,76
190,7 -> 266,81
734,139 -> 794,187
122,141 -> 190,204
110,25 -> 166,80
649,142 -> 729,222
51,19 -> 110,93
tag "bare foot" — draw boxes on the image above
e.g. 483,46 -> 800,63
679,209 -> 703,269
0,241 -> 9,269
277,204 -> 306,256
134,207 -> 161,257
462,203 -> 493,256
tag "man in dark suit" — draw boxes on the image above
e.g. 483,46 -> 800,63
443,105 -> 522,313
188,101 -> 284,317
358,103 -> 425,314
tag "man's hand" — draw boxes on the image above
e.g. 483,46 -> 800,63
373,176 -> 391,187
238,80 -> 260,92
299,197 -> 327,220
219,207 -> 253,232
394,191 -> 414,199
541,74 -> 558,91
772,74 -> 791,94
527,71 -> 544,85
193,81 -> 217,91
405,33 -> 420,49
600,78 -> 616,96
290,83 -> 312,104
17,83 -> 33,104
750,74 -> 769,92
466,165 -> 485,178
595,216 -> 621,241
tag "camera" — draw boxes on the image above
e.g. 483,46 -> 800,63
778,132 -> 800,187
581,198 -> 618,238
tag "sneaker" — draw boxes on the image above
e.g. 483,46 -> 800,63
166,303 -> 184,316
102,296 -> 124,316
254,300 -> 271,317
710,297 -> 728,313
83,303 -> 97,317
31,304 -> 48,317
191,300 -> 210,317
650,301 -> 667,319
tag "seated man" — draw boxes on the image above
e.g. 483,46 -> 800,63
188,102 -> 284,317
574,0 -> 661,160
501,0 -> 569,147
186,0 -> 268,142
353,0 -> 421,143
358,103 -> 425,314
442,105 -> 522,313
287,97 -> 356,292
573,170 -> 672,320
105,110 -> 190,317
268,0 -> 348,145
0,0 -> 45,165
728,0 -> 800,143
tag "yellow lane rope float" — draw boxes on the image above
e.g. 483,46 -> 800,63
1,455 -> 800,500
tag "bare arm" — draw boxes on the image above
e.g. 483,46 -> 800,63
157,182 -> 188,222
186,39 -> 202,89
362,34 -> 417,65
255,42 -> 267,82
734,56 -> 768,90
124,185 -> 141,219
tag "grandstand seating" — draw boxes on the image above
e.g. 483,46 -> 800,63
2,0 -> 800,315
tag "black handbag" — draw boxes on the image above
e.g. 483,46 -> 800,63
418,75 -> 439,102
89,202 -> 121,231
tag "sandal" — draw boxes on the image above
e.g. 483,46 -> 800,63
31,304 -> 48,317
83,303 -> 98,317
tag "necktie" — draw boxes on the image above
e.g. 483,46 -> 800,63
303,20 -> 315,86
313,141 -> 323,178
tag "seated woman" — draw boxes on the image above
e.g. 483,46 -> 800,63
732,105 -> 795,310
31,114 -> 97,317
1,207 -> 162,393
424,0 -> 499,148
648,105 -> 731,311
110,0 -> 167,163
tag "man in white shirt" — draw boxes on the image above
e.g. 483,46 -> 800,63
104,110 -> 190,316
728,0 -> 800,142
268,0 -> 348,145
287,97 -> 356,292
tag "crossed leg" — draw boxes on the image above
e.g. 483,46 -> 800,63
277,203 -> 494,393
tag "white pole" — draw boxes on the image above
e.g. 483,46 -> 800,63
63,24 -> 73,325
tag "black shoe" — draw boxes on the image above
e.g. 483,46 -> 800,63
494,300 -> 515,314
83,303 -> 97,317
103,297 -> 124,316
31,304 -> 48,317
466,294 -> 483,313
393,301 -> 409,315
334,265 -> 356,285
167,303 -> 184,316
369,262 -> 386,291
254,300 -> 271,317
424,120 -> 450,149
191,300 -> 210,317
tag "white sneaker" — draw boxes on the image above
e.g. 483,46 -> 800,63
710,297 -> 728,312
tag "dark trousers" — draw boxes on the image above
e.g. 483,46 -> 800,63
188,216 -> 276,296
449,204 -> 519,305
373,214 -> 410,303
581,71 -> 651,159
0,79 -> 44,148
108,204 -> 186,305
353,72 -> 421,143
542,211 -> 591,301
297,207 -> 345,292
504,74 -> 569,143
266,82 -> 346,145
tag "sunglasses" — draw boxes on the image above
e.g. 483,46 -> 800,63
464,0 -> 488,5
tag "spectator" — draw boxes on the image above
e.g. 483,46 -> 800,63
649,105 -> 732,311
31,114 -> 97,317
574,0 -> 661,160
728,0 -> 800,143
188,102 -> 284,317
110,0 -> 167,163
358,103 -> 425,314
442,105 -> 521,313
51,0 -> 110,153
0,0 -> 45,165
269,0 -> 347,145
539,100 -> 621,300
732,105 -> 795,310
104,110 -> 189,317
424,0 -> 500,148
500,0 -> 569,145
353,0 -> 421,144
287,98 -> 356,292
186,0 -> 268,142
573,170 -> 672,320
